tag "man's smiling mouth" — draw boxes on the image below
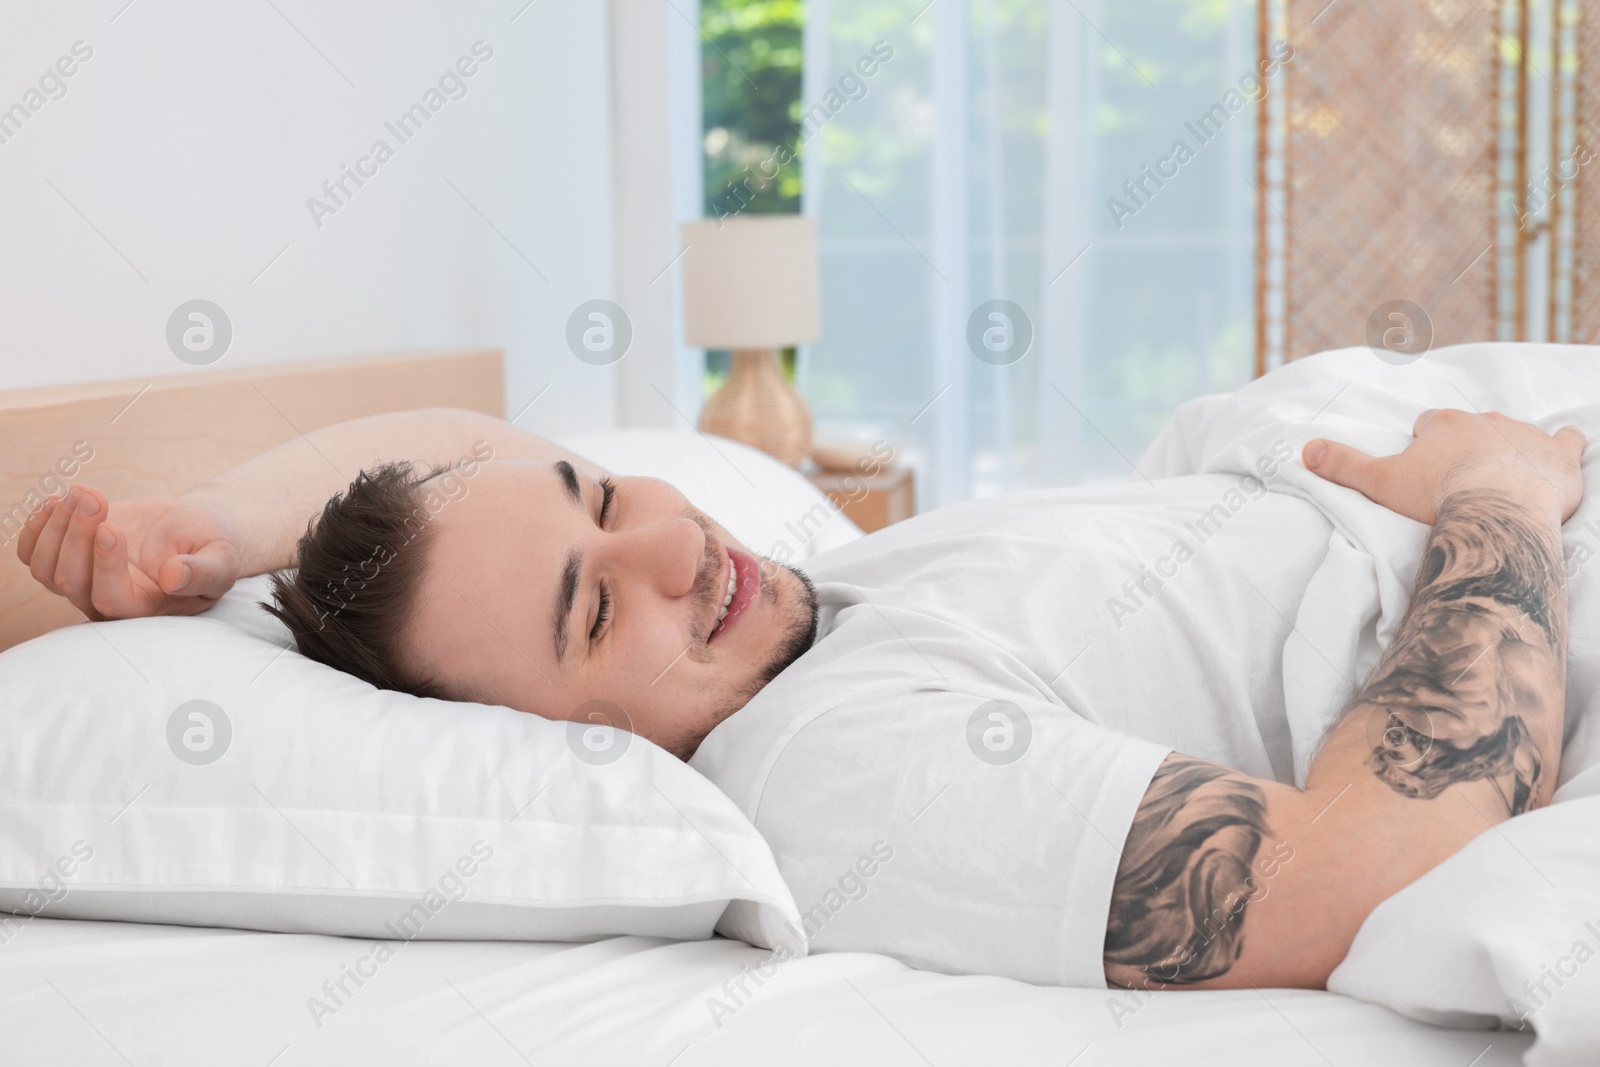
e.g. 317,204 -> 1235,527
709,549 -> 759,643
714,556 -> 736,626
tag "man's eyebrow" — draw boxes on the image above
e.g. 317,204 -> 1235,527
553,546 -> 582,663
554,460 -> 583,508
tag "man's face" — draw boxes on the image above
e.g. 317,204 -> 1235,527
406,460 -> 819,758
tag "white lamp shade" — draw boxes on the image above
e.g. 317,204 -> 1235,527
680,216 -> 821,349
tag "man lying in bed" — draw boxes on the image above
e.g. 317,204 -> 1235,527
16,405 -> 1584,994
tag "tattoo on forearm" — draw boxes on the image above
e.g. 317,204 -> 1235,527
1359,490 -> 1566,816
1103,491 -> 1564,989
1104,757 -> 1279,988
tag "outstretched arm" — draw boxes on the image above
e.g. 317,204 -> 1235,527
1104,409 -> 1582,990
176,407 -> 601,576
16,408 -> 598,620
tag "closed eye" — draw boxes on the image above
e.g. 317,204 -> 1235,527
590,582 -> 611,642
590,478 -> 617,643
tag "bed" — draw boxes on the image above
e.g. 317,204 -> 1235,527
3,917 -> 1523,1065
0,351 -> 1545,1065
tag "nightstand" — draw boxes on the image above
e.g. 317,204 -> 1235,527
806,467 -> 915,533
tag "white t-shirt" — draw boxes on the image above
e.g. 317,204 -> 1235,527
691,469 -> 1337,987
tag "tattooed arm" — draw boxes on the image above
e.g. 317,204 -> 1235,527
1104,409 -> 1584,991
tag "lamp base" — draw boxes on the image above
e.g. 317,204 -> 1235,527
698,348 -> 813,468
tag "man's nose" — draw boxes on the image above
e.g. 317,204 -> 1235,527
611,517 -> 704,598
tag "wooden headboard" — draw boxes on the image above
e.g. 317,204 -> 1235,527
0,350 -> 503,652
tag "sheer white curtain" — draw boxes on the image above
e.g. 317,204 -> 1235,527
800,0 -> 1259,509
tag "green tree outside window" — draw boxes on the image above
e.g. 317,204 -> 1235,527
700,0 -> 804,389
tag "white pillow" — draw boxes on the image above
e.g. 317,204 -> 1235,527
0,575 -> 802,950
1328,794 -> 1600,1064
560,429 -> 864,562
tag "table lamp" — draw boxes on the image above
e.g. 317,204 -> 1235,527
681,215 -> 819,468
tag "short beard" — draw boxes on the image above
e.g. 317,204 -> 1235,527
673,560 -> 820,761
752,561 -> 820,689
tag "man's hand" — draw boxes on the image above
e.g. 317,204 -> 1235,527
16,486 -> 242,620
1303,408 -> 1585,525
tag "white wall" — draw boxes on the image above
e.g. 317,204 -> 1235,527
609,0 -> 705,430
0,0 -> 615,438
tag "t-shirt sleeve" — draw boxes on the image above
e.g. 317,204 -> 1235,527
740,684 -> 1171,988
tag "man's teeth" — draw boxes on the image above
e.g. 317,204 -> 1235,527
715,559 -> 736,624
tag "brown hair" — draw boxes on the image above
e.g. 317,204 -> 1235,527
263,461 -> 452,699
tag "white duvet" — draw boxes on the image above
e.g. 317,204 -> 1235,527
1139,342 -> 1600,1067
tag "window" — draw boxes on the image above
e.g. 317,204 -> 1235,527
692,0 -> 1260,505
699,0 -> 806,390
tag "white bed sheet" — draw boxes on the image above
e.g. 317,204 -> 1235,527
0,916 -> 1528,1065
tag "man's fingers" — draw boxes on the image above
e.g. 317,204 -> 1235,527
174,540 -> 240,599
51,487 -> 109,617
1555,425 -> 1587,458
156,541 -> 237,600
27,490 -> 79,594
88,522 -> 147,619
1412,408 -> 1445,437
15,496 -> 62,566
1303,438 -> 1388,498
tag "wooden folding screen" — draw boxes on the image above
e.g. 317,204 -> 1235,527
1256,0 -> 1529,371
1559,0 -> 1600,341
